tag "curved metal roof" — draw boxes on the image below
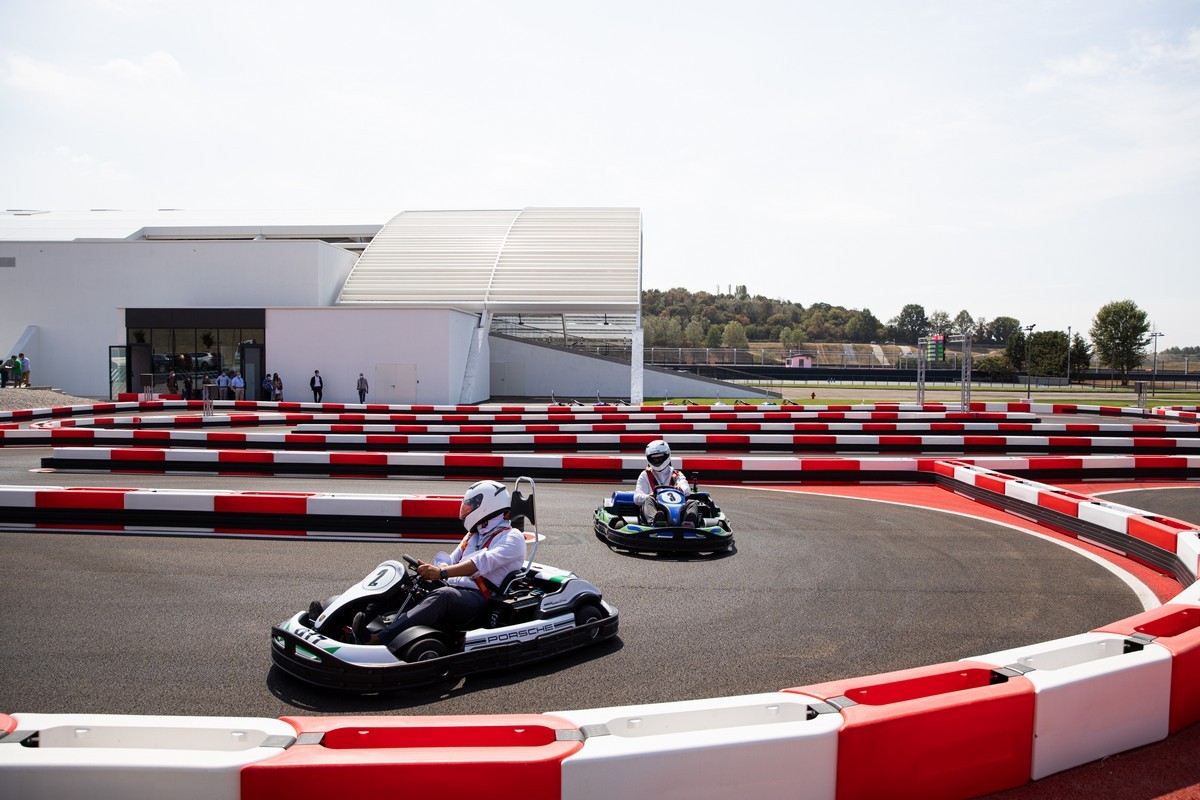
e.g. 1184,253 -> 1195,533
336,208 -> 642,328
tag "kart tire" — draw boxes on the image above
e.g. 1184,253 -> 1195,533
402,637 -> 448,663
574,603 -> 604,639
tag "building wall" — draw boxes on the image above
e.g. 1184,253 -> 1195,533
488,335 -> 772,400
266,307 -> 485,405
0,240 -> 358,397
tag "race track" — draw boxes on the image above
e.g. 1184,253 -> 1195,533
0,478 -> 1152,718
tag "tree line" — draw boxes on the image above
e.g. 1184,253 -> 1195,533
641,287 -> 1170,383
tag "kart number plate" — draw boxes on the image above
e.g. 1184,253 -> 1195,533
361,564 -> 400,591
658,489 -> 684,505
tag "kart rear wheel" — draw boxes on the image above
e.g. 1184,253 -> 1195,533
574,603 -> 604,639
402,637 -> 447,663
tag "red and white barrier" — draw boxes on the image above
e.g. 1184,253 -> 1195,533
1095,604 -> 1200,733
0,713 -> 295,800
963,632 -> 1172,780
0,485 -> 460,541
783,662 -> 1036,800
550,693 -> 841,800
240,714 -> 583,800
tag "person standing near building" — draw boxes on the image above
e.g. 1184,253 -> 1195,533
0,355 -> 11,389
309,369 -> 323,402
272,373 -> 283,401
261,374 -> 273,401
231,372 -> 245,400
356,372 -> 369,403
12,355 -> 24,388
19,353 -> 30,387
216,370 -> 231,400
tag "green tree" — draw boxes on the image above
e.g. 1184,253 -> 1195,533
704,325 -> 724,348
987,316 -> 1022,346
928,310 -> 952,335
1069,333 -> 1093,376
974,353 -> 1016,381
890,304 -> 928,344
1090,300 -> 1150,383
683,319 -> 706,347
1029,330 -> 1069,378
952,310 -> 975,335
722,319 -> 749,348
1005,328 -> 1028,372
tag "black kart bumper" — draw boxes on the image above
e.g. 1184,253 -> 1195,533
271,613 -> 619,692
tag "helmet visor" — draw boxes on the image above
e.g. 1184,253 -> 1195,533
647,452 -> 670,467
459,492 -> 483,521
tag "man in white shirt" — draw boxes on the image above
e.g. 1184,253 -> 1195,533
354,480 -> 527,646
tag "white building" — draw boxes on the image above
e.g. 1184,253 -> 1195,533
0,207 -> 772,404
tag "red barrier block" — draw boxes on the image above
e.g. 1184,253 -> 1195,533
0,712 -> 13,735
400,497 -> 460,518
1126,516 -> 1182,552
562,456 -> 622,472
785,661 -> 1035,800
111,447 -> 166,461
1096,605 -> 1200,733
1038,489 -> 1087,517
214,493 -> 310,515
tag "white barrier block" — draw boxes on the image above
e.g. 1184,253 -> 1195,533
1178,531 -> 1200,578
1,713 -> 296,800
1171,573 -> 1200,604
1077,501 -> 1132,536
0,486 -> 43,508
52,448 -> 115,461
1004,480 -> 1043,505
306,495 -> 405,516
271,452 -> 330,464
551,692 -> 840,800
964,632 -> 1171,779
124,491 -> 216,513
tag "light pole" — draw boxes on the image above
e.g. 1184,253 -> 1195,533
1150,330 -> 1164,398
1024,323 -> 1036,399
1070,326 -> 1080,388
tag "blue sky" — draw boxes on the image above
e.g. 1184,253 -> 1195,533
3,0 -> 1198,346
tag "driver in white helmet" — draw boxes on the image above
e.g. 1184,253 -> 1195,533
353,479 -> 527,646
634,439 -> 696,526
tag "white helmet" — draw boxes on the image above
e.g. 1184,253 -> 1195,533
459,479 -> 510,532
645,439 -> 672,471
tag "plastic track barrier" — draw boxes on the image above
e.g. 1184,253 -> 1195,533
240,714 -> 583,800
964,632 -> 1172,780
1096,603 -> 1200,733
0,713 -> 296,800
550,692 -> 841,800
784,661 -> 1036,800
0,485 -> 461,541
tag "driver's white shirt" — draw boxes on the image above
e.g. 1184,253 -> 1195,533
634,466 -> 690,506
447,516 -> 527,590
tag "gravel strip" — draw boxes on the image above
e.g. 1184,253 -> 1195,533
0,387 -> 104,412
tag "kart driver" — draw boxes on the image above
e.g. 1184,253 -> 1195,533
634,439 -> 700,526
353,479 -> 527,646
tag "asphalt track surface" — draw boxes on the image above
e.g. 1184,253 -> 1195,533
0,444 -> 1165,719
3,425 -> 1200,799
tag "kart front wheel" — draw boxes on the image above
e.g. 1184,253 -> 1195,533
574,603 -> 604,639
402,637 -> 448,663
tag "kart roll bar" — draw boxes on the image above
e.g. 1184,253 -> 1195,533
510,475 -> 539,578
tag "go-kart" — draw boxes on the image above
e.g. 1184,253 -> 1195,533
271,477 -> 619,691
594,483 -> 733,555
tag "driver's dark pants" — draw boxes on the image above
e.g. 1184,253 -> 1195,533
640,497 -> 702,526
376,585 -> 487,646
639,497 -> 667,526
